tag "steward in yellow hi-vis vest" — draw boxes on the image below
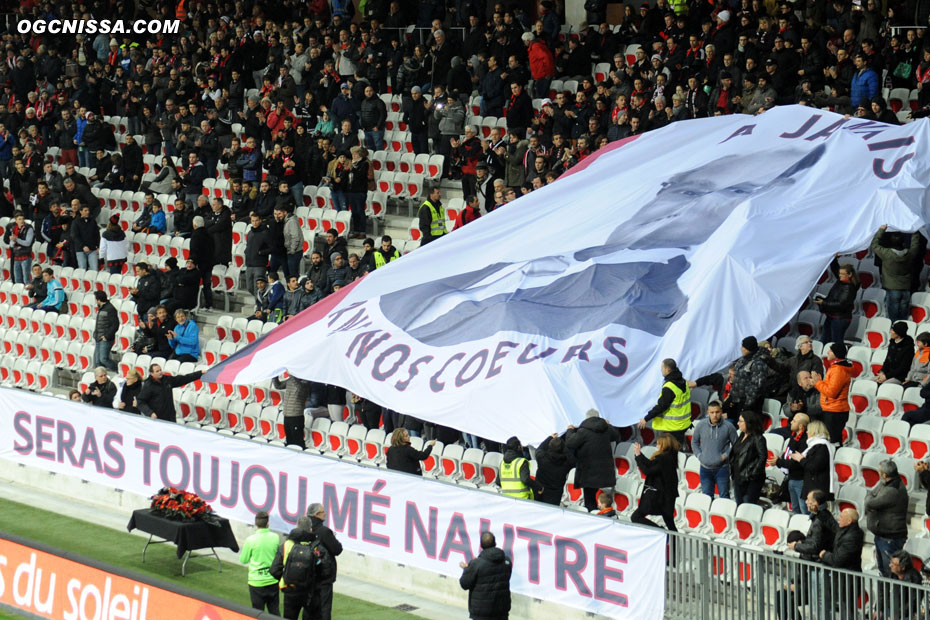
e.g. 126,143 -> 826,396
639,358 -> 692,444
499,436 -> 542,500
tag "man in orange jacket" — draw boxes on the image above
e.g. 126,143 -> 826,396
812,341 -> 854,445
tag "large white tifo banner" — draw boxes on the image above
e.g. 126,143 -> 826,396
206,106 -> 930,444
0,389 -> 667,620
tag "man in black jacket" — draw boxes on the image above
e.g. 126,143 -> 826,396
789,490 -> 836,560
819,508 -> 864,620
71,205 -> 100,271
206,198 -> 233,267
122,134 -> 144,190
565,409 -> 620,511
306,503 -> 343,620
865,460 -> 909,578
189,216 -> 215,309
93,291 -> 118,371
877,321 -> 914,385
82,367 -> 117,408
136,363 -> 203,422
459,532 -> 512,620
535,433 -> 575,505
245,212 -> 272,301
131,262 -> 162,320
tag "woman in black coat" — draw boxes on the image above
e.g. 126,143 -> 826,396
815,259 -> 859,346
535,433 -> 576,505
729,410 -> 767,505
791,420 -> 834,502
117,370 -> 142,414
631,433 -> 679,530
386,428 -> 436,476
565,410 -> 621,512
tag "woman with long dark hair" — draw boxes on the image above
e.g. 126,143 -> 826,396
631,432 -> 680,530
815,259 -> 859,345
729,411 -> 767,505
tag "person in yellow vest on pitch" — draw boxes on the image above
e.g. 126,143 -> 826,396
417,185 -> 446,246
499,436 -> 543,500
638,358 -> 692,446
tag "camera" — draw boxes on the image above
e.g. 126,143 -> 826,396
435,102 -> 444,109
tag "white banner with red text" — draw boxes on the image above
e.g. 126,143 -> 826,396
0,388 -> 667,620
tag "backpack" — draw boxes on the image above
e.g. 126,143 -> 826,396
309,537 -> 335,582
282,541 -> 316,589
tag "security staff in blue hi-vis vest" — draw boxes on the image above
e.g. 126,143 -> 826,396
639,358 -> 691,446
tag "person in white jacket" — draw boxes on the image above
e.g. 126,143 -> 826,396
99,216 -> 129,274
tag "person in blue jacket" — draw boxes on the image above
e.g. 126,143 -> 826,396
850,53 -> 879,108
167,309 -> 200,362
37,268 -> 67,313
149,201 -> 167,234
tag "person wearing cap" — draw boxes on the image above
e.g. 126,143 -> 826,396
811,342 -> 853,444
331,82 -> 356,131
712,10 -> 734,54
903,332 -> 930,388
726,336 -> 775,418
499,436 -> 542,500
524,32 -> 555,99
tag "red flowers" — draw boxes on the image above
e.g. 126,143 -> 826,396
150,487 -> 217,523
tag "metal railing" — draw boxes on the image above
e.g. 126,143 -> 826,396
665,530 -> 929,620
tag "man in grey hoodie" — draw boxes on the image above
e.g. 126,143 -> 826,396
691,401 -> 738,499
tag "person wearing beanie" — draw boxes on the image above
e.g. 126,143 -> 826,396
816,258 -> 860,345
99,215 -> 128,275
811,342 -> 853,444
565,409 -> 620,511
876,322 -> 914,385
725,336 -> 774,418
499,436 -> 542,500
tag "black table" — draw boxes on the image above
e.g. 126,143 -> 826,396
127,508 -> 239,576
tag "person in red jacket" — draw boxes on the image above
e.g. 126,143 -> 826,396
453,195 -> 481,230
524,32 -> 555,99
266,100 -> 296,140
451,125 -> 482,196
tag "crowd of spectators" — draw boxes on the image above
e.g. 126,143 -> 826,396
2,0 -> 930,613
